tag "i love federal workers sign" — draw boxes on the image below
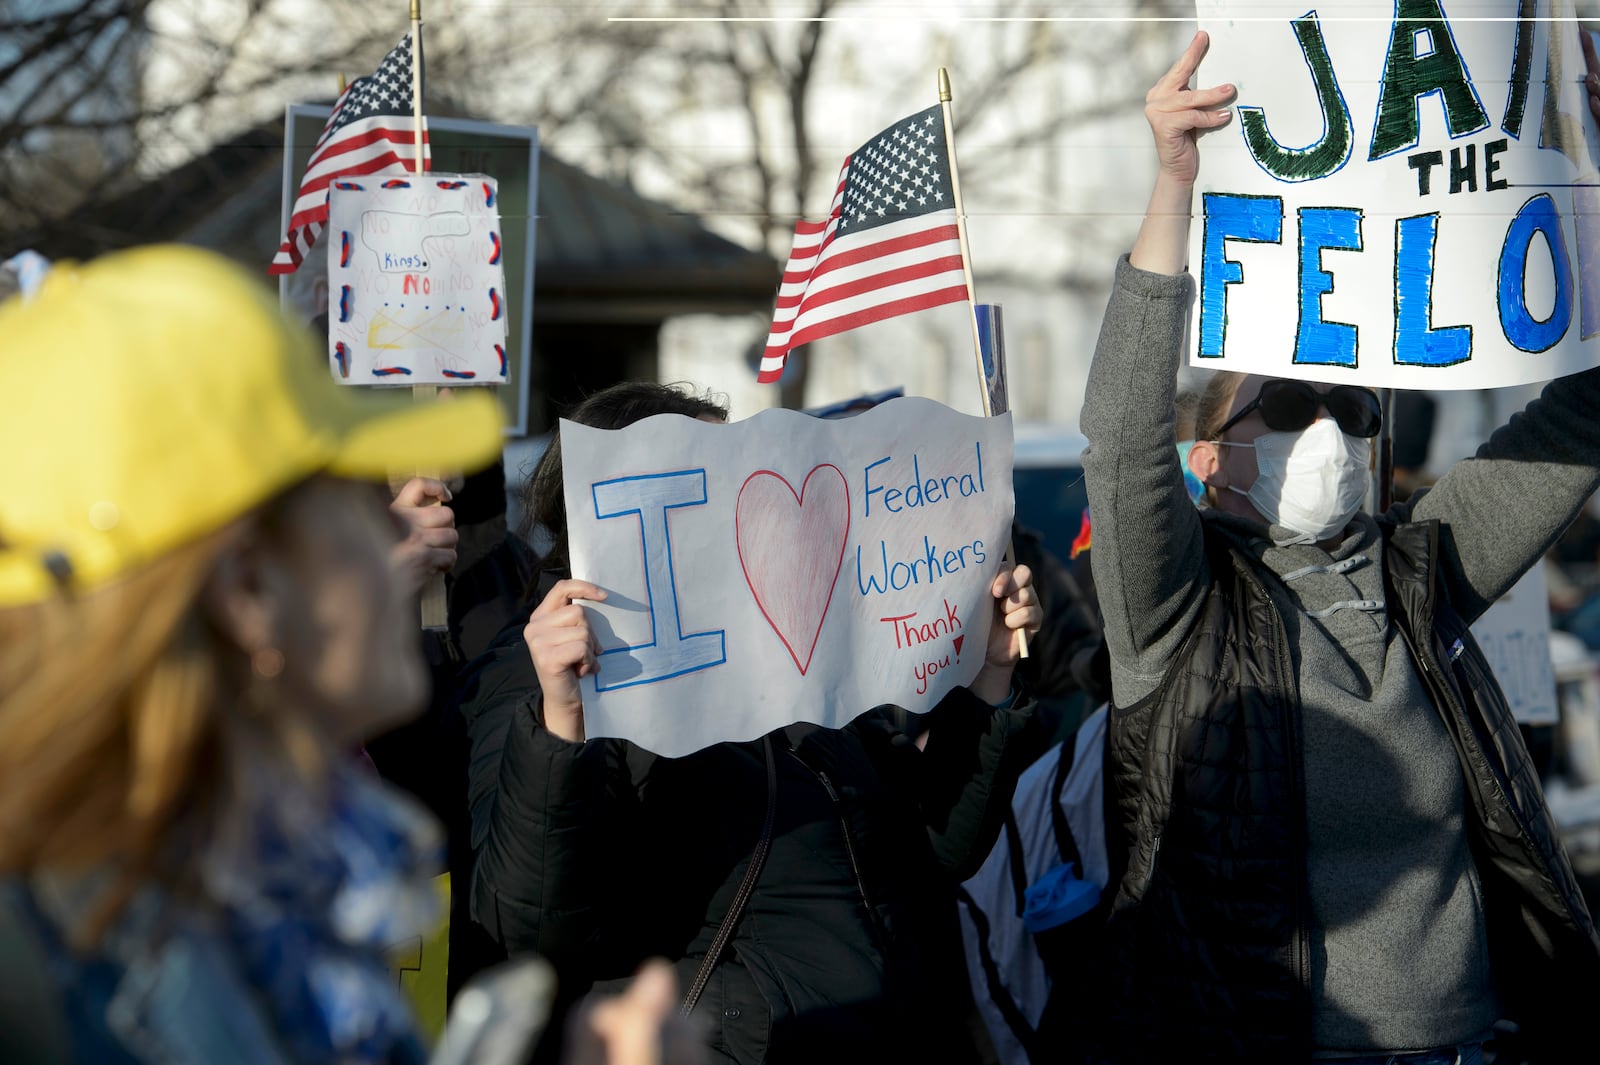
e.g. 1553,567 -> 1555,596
560,399 -> 1015,758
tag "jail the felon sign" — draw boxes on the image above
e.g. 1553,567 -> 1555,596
1191,0 -> 1600,389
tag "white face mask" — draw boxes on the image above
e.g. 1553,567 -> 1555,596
1220,418 -> 1372,543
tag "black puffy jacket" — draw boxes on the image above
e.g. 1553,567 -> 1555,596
1093,519 -> 1600,1064
457,596 -> 1041,1064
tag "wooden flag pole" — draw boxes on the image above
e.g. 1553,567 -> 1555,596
1370,388 -> 1396,516
938,69 -> 991,418
938,68 -> 1027,659
410,0 -> 425,176
408,0 -> 447,629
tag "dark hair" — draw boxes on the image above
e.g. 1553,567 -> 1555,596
1391,391 -> 1436,471
519,381 -> 729,578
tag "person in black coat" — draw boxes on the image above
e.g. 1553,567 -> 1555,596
457,381 -> 1044,1064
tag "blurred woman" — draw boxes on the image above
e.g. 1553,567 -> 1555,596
0,245 -> 503,1064
1076,32 -> 1600,1065
459,381 -> 1043,1064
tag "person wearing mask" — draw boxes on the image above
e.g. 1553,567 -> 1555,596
1077,33 -> 1600,1065
458,381 -> 1043,1064
0,245 -> 503,1064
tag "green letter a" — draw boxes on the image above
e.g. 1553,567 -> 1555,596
1369,0 -> 1488,160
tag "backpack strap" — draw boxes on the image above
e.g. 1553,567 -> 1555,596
1003,812 -> 1028,917
1049,736 -> 1084,871
681,735 -> 777,1015
956,885 -> 1044,1063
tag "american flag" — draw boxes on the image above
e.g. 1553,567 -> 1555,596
757,105 -> 968,383
269,33 -> 431,275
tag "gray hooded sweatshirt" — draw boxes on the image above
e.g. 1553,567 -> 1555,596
1080,255 -> 1600,1054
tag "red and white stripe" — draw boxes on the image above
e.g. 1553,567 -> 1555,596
757,160 -> 968,383
270,113 -> 431,276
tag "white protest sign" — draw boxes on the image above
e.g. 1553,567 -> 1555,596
1470,560 -> 1559,725
326,174 -> 509,385
1190,2 -> 1600,389
561,398 -> 1015,757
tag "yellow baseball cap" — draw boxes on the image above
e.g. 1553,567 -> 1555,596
0,244 -> 504,607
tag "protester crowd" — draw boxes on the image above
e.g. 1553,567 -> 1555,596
4,28 -> 1600,1065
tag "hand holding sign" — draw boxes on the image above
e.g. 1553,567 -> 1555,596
389,477 -> 458,596
525,578 -> 608,743
973,563 -> 1042,704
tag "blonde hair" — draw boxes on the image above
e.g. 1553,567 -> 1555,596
1193,370 -> 1247,442
0,526 -> 322,944
1190,370 -> 1248,508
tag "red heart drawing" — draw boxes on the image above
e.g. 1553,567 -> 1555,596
735,464 -> 851,676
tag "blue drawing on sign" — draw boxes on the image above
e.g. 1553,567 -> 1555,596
590,469 -> 726,691
1199,193 -> 1284,358
1394,213 -> 1472,367
1498,193 -> 1573,354
1294,206 -> 1362,366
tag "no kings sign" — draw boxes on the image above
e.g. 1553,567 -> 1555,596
1193,0 -> 1600,389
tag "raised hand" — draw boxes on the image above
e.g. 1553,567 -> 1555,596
1131,31 -> 1238,276
1145,30 -> 1237,187
525,579 -> 608,742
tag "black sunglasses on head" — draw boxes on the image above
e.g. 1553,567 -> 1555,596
1216,379 -> 1383,439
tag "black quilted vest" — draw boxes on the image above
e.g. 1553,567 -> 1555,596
1088,519 -> 1600,1064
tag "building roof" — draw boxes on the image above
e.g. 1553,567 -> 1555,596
12,117 -> 778,323
533,151 -> 778,321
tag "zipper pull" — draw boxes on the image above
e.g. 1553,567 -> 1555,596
815,770 -> 841,803
1141,833 -> 1163,892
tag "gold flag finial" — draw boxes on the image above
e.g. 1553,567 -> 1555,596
411,0 -> 421,20
938,68 -> 952,102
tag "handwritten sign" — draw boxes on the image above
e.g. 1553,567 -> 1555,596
561,398 -> 1015,757
326,174 -> 509,385
1470,561 -> 1559,725
1190,2 -> 1600,389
